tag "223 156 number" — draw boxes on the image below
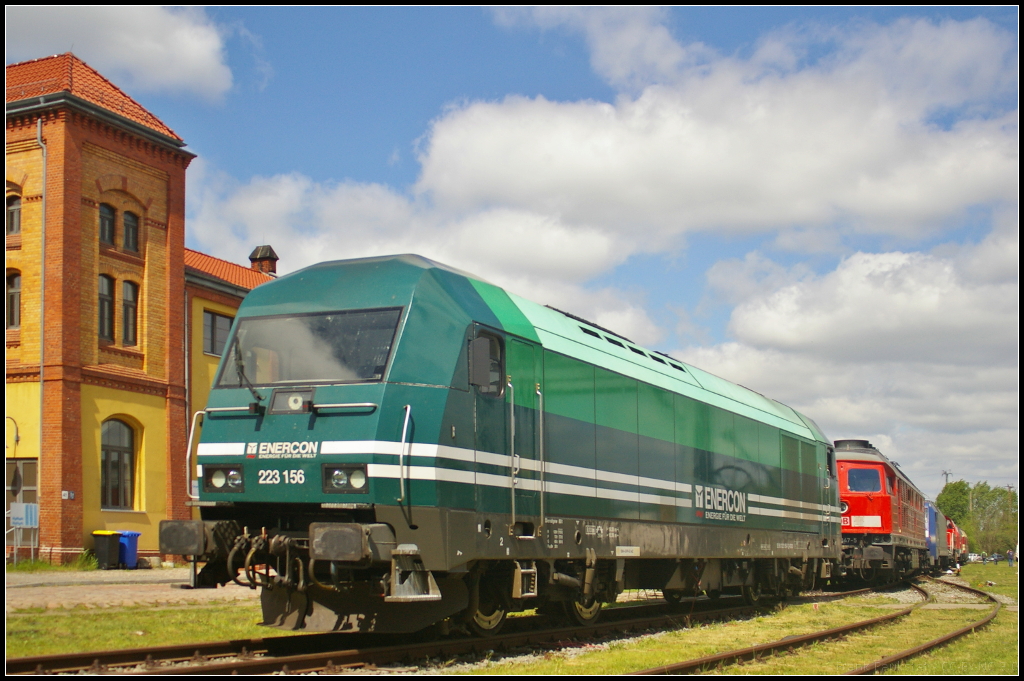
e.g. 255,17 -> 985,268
258,469 -> 305,485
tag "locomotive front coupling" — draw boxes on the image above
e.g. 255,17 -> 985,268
159,519 -> 441,603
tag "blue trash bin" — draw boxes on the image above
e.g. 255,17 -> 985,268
118,531 -> 142,569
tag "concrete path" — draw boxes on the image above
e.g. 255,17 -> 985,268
5,567 -> 259,613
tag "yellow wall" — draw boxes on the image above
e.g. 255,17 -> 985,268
80,384 -> 168,552
5,383 -> 40,459
189,295 -> 238,416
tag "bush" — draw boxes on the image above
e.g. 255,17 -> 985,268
73,550 -> 98,571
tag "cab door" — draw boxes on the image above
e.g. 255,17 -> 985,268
470,328 -> 541,535
471,328 -> 508,516
506,337 -> 540,533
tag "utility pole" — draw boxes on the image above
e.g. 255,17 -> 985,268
941,470 -> 952,486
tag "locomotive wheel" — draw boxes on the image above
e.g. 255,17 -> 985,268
742,582 -> 763,606
706,589 -> 721,600
467,595 -> 507,636
563,597 -> 602,625
663,589 -> 684,605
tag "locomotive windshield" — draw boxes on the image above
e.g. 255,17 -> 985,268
215,307 -> 402,387
846,467 -> 882,492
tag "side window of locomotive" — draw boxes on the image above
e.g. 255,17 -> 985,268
846,467 -> 882,492
469,332 -> 503,396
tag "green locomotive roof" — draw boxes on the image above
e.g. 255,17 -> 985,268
235,254 -> 824,443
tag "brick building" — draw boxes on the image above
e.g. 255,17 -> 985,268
6,53 -> 273,561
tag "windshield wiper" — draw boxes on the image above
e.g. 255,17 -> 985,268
233,335 -> 264,404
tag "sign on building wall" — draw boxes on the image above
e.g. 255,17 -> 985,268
9,502 -> 39,528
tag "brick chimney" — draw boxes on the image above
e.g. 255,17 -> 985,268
249,245 -> 279,275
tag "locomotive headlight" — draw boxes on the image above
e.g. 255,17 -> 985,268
840,501 -> 849,514
203,466 -> 244,493
330,468 -> 349,489
323,464 -> 368,494
349,469 -> 367,490
211,469 -> 227,488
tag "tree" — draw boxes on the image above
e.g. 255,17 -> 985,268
936,480 -> 970,525
936,480 -> 1018,554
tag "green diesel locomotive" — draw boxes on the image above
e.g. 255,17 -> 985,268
160,255 -> 841,634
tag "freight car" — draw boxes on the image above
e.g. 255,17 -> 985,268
160,255 -> 841,634
836,440 -> 927,581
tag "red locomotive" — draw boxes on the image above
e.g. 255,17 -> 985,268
835,439 -> 927,581
946,517 -> 968,565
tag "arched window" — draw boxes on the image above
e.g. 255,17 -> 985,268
6,196 -> 21,235
98,275 -> 115,340
123,281 -> 138,346
123,212 -> 139,252
99,204 -> 116,245
101,419 -> 135,509
6,272 -> 20,329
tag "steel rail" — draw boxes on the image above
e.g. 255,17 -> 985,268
631,582 -> 929,675
139,602 -> 764,676
5,586 -> 882,675
6,638 -> 271,676
7,598 -> 759,675
844,577 -> 1002,675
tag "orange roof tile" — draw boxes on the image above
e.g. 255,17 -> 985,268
185,248 -> 274,291
6,53 -> 181,141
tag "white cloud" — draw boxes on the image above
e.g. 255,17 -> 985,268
677,229 -> 1018,497
951,205 -> 1020,285
187,171 -> 666,346
495,7 -> 711,91
702,252 -> 812,307
420,15 -> 1017,243
6,6 -> 232,101
728,250 -> 1018,364
186,14 -> 1015,393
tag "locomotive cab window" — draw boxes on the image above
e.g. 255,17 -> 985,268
215,307 -> 402,387
469,331 -> 503,396
846,467 -> 882,492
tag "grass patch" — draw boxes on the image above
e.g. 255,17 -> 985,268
5,559 -> 69,573
5,551 -> 97,573
883,610 -> 1018,675
847,594 -> 901,605
957,563 -> 1018,601
462,601 -> 890,675
5,602 -> 304,659
459,588 -> 1016,676
719,608 -> 990,675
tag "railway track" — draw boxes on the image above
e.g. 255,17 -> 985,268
6,597 -> 757,675
10,582 -> 972,676
844,577 -> 1001,675
632,577 -> 1000,675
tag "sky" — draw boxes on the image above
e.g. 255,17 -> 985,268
7,6 -> 1018,498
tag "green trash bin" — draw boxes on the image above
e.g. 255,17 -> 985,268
92,530 -> 122,569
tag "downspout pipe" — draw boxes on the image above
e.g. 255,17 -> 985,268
36,117 -> 46,477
